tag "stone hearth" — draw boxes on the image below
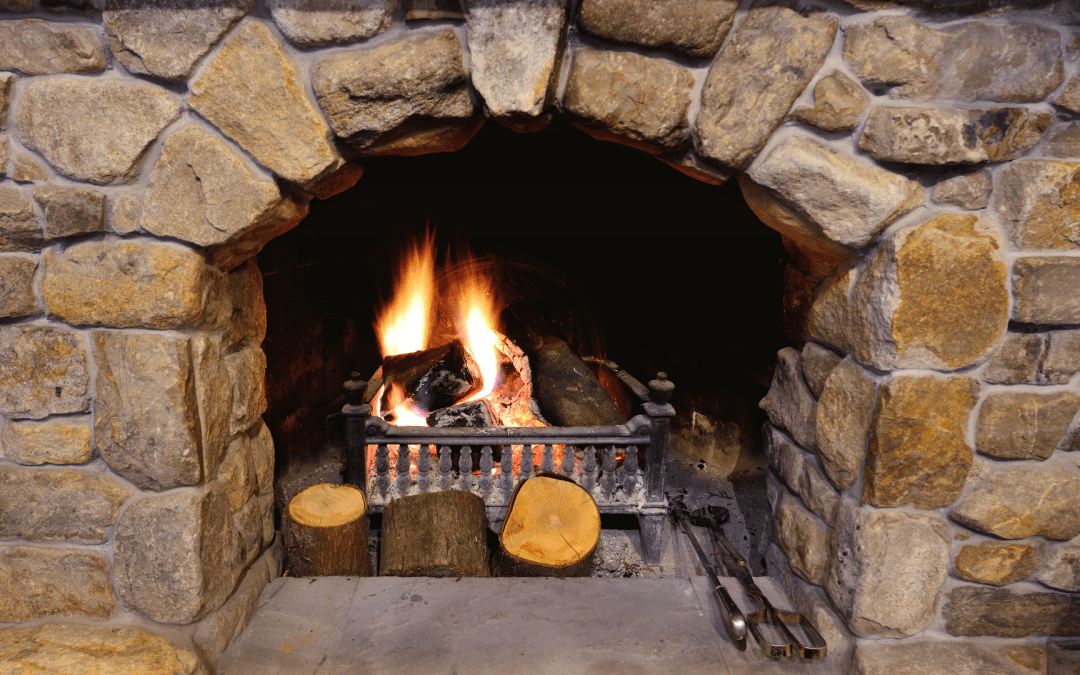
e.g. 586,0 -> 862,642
3,0 -> 1080,672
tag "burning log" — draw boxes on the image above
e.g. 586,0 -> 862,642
380,490 -> 490,577
381,339 -> 479,413
285,483 -> 372,577
426,399 -> 496,427
530,338 -> 627,427
491,474 -> 600,577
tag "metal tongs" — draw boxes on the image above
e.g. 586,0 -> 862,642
671,499 -> 748,650
690,505 -> 828,660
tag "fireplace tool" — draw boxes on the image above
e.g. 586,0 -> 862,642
691,505 -> 827,660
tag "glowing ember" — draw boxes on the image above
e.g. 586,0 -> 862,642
375,233 -> 435,358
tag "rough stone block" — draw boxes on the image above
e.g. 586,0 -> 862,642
0,324 -> 89,419
945,586 -> 1080,637
467,0 -> 567,120
11,153 -> 47,182
1035,542 -> 1080,592
0,546 -> 114,622
42,238 -> 212,329
563,49 -> 694,152
1044,122 -> 1080,159
852,640 -> 1047,675
826,497 -> 950,638
951,464 -> 1080,540
759,347 -> 816,451
250,419 -> 274,497
814,358 -> 876,491
849,213 -> 1008,370
763,542 -> 852,657
16,78 -> 180,185
218,434 -> 256,511
791,71 -> 870,132
954,542 -> 1037,586
207,187 -> 310,273
110,192 -> 141,235
1012,257 -> 1080,325
1043,330 -> 1080,384
808,268 -> 855,350
267,0 -> 394,47
222,258 -> 267,350
0,467 -> 131,543
994,160 -> 1080,251
578,0 -> 736,59
114,483 -> 243,625
0,19 -> 107,75
976,391 -> 1080,460
0,0 -> 33,8
190,19 -> 342,186
33,185 -> 106,239
233,494 -> 263,567
0,73 -> 12,130
93,330 -> 203,491
1058,74 -> 1080,114
312,29 -> 474,153
800,342 -> 839,399
695,5 -> 836,171
0,252 -> 39,318
983,333 -> 1043,384
0,185 -> 43,252
227,346 -> 267,435
747,136 -> 923,249
192,334 -> 232,478
104,0 -> 252,81
774,491 -> 830,585
933,170 -> 992,210
192,544 -> 274,659
1,417 -> 92,465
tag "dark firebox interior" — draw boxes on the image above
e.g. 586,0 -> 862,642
257,119 -> 789,549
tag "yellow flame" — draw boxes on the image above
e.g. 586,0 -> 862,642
457,271 -> 499,402
375,234 -> 435,358
376,383 -> 429,426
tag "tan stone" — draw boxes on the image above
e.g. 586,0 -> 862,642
853,641 -> 1048,675
306,162 -> 364,201
864,375 -> 977,509
267,0 -> 394,47
34,185 -> 106,239
1058,74 -> 1080,114
218,434 -> 256,511
849,213 -> 1008,370
0,467 -> 131,543
190,20 -> 342,186
16,78 -> 180,185
1044,122 -> 1080,159
354,115 -> 486,158
976,391 -> 1080,460
1035,542 -> 1080,592
42,238 -> 212,329
578,0 -> 736,59
1012,257 -> 1080,325
656,147 -> 729,187
955,542 -> 1037,586
951,464 -> 1080,540
945,586 -> 1080,638
0,252 -> 38,318
764,542 -> 853,657
222,258 -> 267,350
800,342 -> 840,399
11,153 -> 48,182
815,358 -> 877,491
1042,329 -> 1080,384
110,192 -> 141,235
780,263 -> 817,346
694,6 -> 837,171
93,330 -> 203,491
808,267 -> 855,350
227,346 -> 267,435
207,188 -> 310,272
791,71 -> 870,132
233,494 -> 263,566
250,419 -> 274,497
993,160 -> 1080,251
0,19 -> 107,75
765,426 -> 837,527
1,417 -> 92,465
0,547 -> 114,622
0,73 -> 11,131
775,491 -> 830,585
983,333 -> 1043,385
0,324 -> 89,419
0,185 -> 43,252
192,544 -> 273,659
933,170 -> 992,210
0,133 -> 6,175
192,335 -> 232,478
0,623 -> 207,675
759,347 -> 816,451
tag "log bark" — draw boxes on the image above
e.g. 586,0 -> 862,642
492,473 -> 600,577
380,490 -> 490,577
530,338 -> 627,427
285,483 -> 372,577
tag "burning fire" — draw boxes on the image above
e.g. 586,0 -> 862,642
456,266 -> 500,403
375,233 -> 435,358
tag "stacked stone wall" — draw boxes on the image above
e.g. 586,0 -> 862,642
1,0 -> 1080,671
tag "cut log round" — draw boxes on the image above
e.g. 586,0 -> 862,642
492,473 -> 600,577
380,490 -> 490,577
285,483 -> 372,577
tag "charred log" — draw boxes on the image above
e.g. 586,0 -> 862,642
530,338 -> 627,427
381,339 -> 478,412
427,399 -> 496,428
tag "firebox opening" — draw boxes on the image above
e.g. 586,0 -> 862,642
259,118 -> 789,573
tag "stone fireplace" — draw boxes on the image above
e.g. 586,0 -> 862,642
3,0 -> 1080,671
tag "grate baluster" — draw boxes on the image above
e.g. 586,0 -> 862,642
376,444 -> 390,497
602,445 -> 617,499
521,445 -> 534,481
480,446 -> 493,496
459,445 -> 473,491
438,446 -> 452,491
395,445 -> 411,496
499,446 -> 513,495
583,445 -> 597,493
541,444 -> 555,473
622,445 -> 640,495
417,444 -> 432,493
560,444 -> 575,477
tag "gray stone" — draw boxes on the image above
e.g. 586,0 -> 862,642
808,267 -> 855,350
0,73 -> 11,130
227,346 -> 267,435
762,543 -> 853,659
1058,74 -> 1080,114
849,213 -> 1008,370
41,238 -> 213,330
258,493 -> 274,545
825,497 -> 950,638
42,0 -> 100,10
747,136 -> 923,249
16,79 -> 180,185
694,5 -> 836,171
1035,543 -> 1080,592
193,544 -> 275,659
945,586 -> 1080,637
0,19 -> 107,75
233,495 -> 263,566
268,0 -> 393,47
0,252 -> 38,318
250,419 -> 274,498
951,465 -> 1080,540
1043,330 -> 1080,384
110,192 -> 141,235
206,188 -> 311,273
141,124 -> 281,248
467,0 -> 567,120
114,483 -> 243,625
859,107 -> 1049,165
218,434 -> 255,511
104,0 -> 254,81
853,640 -> 1048,675
223,259 -> 267,351
578,0 -> 735,59
190,20 -> 342,186
0,547 -> 114,622
976,391 -> 1080,460
934,170 -> 992,210
0,185 -> 42,252
983,333 -> 1043,384
312,29 -> 474,153
1044,122 -> 1080,158
800,341 -> 840,399
563,49 -> 694,152
774,491 -> 830,585
11,153 -> 47,182
0,0 -> 31,9
759,347 -> 816,451
791,71 -> 870,132
0,467 -> 131,543
93,330 -> 203,491
994,160 -> 1080,251
0,134 -> 6,175
33,186 -> 106,239
192,335 -> 232,479
843,17 -> 1064,103
1,417 -> 92,465
0,324 -> 89,419
815,358 -> 876,491
405,0 -> 463,20
0,624 -> 207,675
1012,257 -> 1080,325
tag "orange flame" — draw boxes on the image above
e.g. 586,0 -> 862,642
456,267 -> 500,402
376,383 -> 429,427
375,234 -> 435,358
